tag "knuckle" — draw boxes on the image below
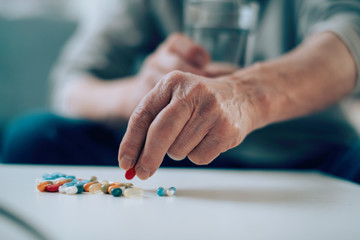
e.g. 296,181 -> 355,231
164,70 -> 186,86
130,104 -> 155,129
167,144 -> 188,160
188,152 -> 213,165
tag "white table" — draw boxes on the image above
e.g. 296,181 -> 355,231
0,164 -> 359,240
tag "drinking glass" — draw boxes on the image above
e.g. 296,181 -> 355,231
184,0 -> 259,66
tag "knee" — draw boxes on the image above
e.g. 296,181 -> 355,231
2,112 -> 65,164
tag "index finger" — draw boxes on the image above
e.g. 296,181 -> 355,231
135,99 -> 192,179
118,81 -> 171,170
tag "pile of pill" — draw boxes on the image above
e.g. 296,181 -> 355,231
36,172 -> 177,198
36,172 -> 143,198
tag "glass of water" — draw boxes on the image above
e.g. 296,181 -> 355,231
184,0 -> 259,67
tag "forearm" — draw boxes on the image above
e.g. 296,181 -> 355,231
234,32 -> 357,130
55,74 -> 139,120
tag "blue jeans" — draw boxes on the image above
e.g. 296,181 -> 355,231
2,112 -> 360,183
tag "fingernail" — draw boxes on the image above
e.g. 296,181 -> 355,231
136,166 -> 150,180
119,155 -> 133,170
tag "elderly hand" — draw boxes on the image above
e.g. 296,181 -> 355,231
118,68 -> 265,179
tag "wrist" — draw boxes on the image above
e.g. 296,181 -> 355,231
228,63 -> 276,131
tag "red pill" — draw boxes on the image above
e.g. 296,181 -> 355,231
125,167 -> 136,180
46,184 -> 61,192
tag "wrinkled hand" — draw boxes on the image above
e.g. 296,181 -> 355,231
119,70 -> 260,180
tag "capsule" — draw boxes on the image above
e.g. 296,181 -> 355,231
89,183 -> 103,194
65,186 -> 78,195
157,187 -> 165,196
166,187 -> 176,197
101,183 -> 110,194
46,184 -> 61,192
111,187 -> 123,197
37,181 -> 52,192
76,184 -> 84,194
90,176 -> 97,182
83,182 -> 96,192
125,167 -> 136,180
56,179 -> 69,186
124,187 -> 143,198
108,185 -> 121,194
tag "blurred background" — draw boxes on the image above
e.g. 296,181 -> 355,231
1,0 -> 360,160
0,0 -> 80,151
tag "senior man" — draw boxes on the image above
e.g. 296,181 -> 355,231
3,0 -> 360,183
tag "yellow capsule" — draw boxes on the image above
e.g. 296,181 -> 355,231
83,182 -> 95,192
56,180 -> 69,186
124,187 -> 143,198
89,183 -> 103,194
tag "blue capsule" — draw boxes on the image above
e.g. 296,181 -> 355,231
63,182 -> 76,187
66,175 -> 76,179
111,187 -> 122,197
42,174 -> 55,180
157,187 -> 165,196
76,184 -> 84,194
53,172 -> 66,178
79,180 -> 90,185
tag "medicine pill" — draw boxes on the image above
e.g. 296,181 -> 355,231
157,187 -> 165,196
56,180 -> 69,186
37,181 -> 52,192
63,182 -> 76,188
166,187 -> 176,197
83,182 -> 96,192
46,184 -> 61,192
101,183 -> 110,194
59,185 -> 66,194
90,176 -> 97,182
125,167 -> 136,180
111,187 -> 123,197
89,183 -> 103,194
76,184 -> 84,194
65,186 -> 78,195
124,187 -> 143,198
108,185 -> 121,194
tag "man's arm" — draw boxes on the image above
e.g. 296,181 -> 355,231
118,32 -> 357,179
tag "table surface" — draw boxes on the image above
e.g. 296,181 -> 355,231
0,164 -> 359,240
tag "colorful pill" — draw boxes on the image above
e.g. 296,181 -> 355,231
124,187 -> 143,198
63,182 -> 76,187
101,183 -> 110,194
56,179 -> 69,185
90,176 -> 97,182
83,182 -> 96,192
65,186 -> 78,195
89,183 -> 103,194
157,187 -> 165,196
76,184 -> 84,194
46,184 -> 61,192
166,187 -> 176,197
125,167 -> 136,180
108,185 -> 121,194
59,185 -> 66,194
37,181 -> 52,192
111,187 -> 123,197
